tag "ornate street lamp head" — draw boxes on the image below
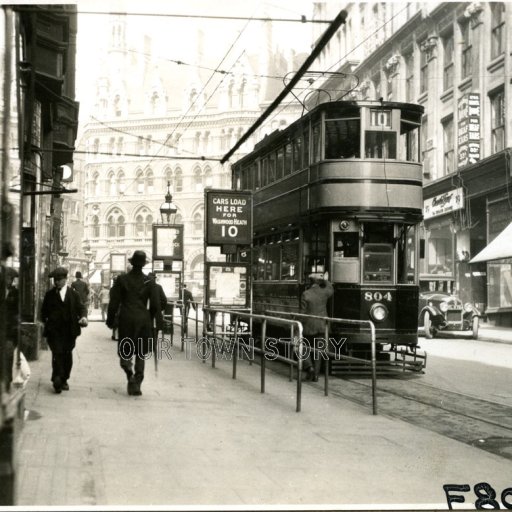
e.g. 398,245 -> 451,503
159,181 -> 177,224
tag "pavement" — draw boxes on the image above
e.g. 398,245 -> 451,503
13,314 -> 512,509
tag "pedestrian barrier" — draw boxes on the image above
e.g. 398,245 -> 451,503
265,310 -> 378,416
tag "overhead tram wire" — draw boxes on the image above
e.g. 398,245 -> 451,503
220,9 -> 348,165
13,7 -> 332,24
262,4 -> 409,128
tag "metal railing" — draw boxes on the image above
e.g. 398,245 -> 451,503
266,310 -> 378,415
202,306 -> 310,412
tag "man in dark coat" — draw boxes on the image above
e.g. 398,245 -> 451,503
300,272 -> 334,382
147,272 -> 168,334
71,271 -> 90,312
41,266 -> 88,393
106,251 -> 157,396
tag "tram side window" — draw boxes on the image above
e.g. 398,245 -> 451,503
303,128 -> 310,166
400,121 -> 420,162
284,143 -> 292,175
292,136 -> 302,171
397,225 -> 416,284
266,244 -> 280,280
365,131 -> 397,159
269,152 -> 276,183
256,245 -> 266,280
276,147 -> 284,180
281,241 -> 299,280
312,123 -> 322,163
325,119 -> 360,159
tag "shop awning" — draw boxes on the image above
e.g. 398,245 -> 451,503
470,221 -> 512,263
87,269 -> 102,284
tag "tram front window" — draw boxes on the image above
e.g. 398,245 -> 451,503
365,131 -> 397,159
325,119 -> 360,159
363,244 -> 393,282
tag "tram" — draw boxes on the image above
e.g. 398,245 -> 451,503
231,100 -> 425,371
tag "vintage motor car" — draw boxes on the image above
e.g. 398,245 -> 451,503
418,291 -> 481,339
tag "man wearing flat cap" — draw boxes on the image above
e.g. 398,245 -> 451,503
300,272 -> 333,382
41,266 -> 88,393
107,250 -> 158,396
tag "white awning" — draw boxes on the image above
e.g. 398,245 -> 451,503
470,221 -> 512,263
87,269 -> 102,284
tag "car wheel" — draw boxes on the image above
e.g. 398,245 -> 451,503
472,316 -> 479,340
424,311 -> 434,339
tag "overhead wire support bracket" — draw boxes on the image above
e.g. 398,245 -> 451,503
220,9 -> 348,165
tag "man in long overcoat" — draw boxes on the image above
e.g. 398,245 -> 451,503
106,251 -> 158,396
300,272 -> 334,382
41,266 -> 88,393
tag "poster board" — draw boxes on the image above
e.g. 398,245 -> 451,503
205,262 -> 249,307
153,271 -> 181,300
110,253 -> 127,273
152,224 -> 184,260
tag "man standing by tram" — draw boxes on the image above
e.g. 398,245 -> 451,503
300,272 -> 333,382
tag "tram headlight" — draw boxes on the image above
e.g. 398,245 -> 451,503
440,302 -> 449,312
464,302 -> 474,313
370,303 -> 388,322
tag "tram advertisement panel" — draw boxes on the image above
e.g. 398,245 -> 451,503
205,189 -> 252,246
205,262 -> 249,307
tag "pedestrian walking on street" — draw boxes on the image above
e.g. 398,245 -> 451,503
179,283 -> 196,335
99,286 -> 110,321
41,266 -> 88,393
71,271 -> 90,315
147,272 -> 168,335
300,272 -> 333,382
106,251 -> 158,396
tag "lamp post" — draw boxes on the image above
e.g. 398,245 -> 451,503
159,181 -> 177,225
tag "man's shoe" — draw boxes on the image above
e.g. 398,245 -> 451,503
127,377 -> 138,395
312,375 -> 319,383
61,382 -> 69,391
53,376 -> 62,394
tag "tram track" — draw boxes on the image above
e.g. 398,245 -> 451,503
326,375 -> 512,461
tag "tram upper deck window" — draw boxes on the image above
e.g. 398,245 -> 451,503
400,109 -> 422,162
325,119 -> 361,159
312,122 -> 322,163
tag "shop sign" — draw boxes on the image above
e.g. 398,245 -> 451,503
424,188 -> 464,220
457,93 -> 480,168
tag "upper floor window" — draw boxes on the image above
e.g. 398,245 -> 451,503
116,137 -> 124,156
91,215 -> 100,238
404,53 -> 414,102
442,116 -> 454,175
117,171 -> 125,194
419,42 -> 428,94
108,172 -> 116,195
490,89 -> 505,153
194,167 -> 203,191
135,208 -> 153,237
136,170 -> 144,194
193,212 -> 203,234
460,21 -> 472,79
107,209 -> 125,238
146,170 -> 154,194
442,32 -> 454,91
491,3 -> 505,59
175,169 -> 183,192
204,167 -> 213,188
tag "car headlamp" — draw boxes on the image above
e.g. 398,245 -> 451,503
370,303 -> 388,322
464,303 -> 473,313
440,302 -> 449,312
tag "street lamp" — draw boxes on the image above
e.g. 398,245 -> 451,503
159,181 -> 177,224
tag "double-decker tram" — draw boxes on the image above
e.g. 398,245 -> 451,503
231,100 -> 426,372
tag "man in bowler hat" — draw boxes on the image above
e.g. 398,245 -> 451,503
41,267 -> 88,393
107,251 -> 158,396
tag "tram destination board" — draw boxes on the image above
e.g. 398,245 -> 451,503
205,189 -> 252,246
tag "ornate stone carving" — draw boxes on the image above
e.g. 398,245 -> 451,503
384,55 -> 400,74
420,36 -> 438,60
464,2 -> 483,28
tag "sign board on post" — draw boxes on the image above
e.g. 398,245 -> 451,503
205,262 -> 249,307
205,189 -> 252,246
110,253 -> 126,273
153,271 -> 181,300
152,224 -> 184,260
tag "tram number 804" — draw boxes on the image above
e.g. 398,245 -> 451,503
364,291 -> 392,302
221,225 -> 238,238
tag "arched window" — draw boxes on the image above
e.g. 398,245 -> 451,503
117,137 -> 124,155
193,212 -> 203,234
93,172 -> 100,196
239,78 -> 246,109
194,167 -> 203,192
117,171 -> 125,194
114,94 -> 121,117
204,167 -> 213,188
175,213 -> 183,225
135,208 -> 153,237
164,167 -> 173,191
93,138 -> 99,154
175,168 -> 183,192
91,215 -> 100,238
146,170 -> 154,194
108,172 -> 116,195
107,208 -> 125,238
136,170 -> 144,194
194,132 -> 201,153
